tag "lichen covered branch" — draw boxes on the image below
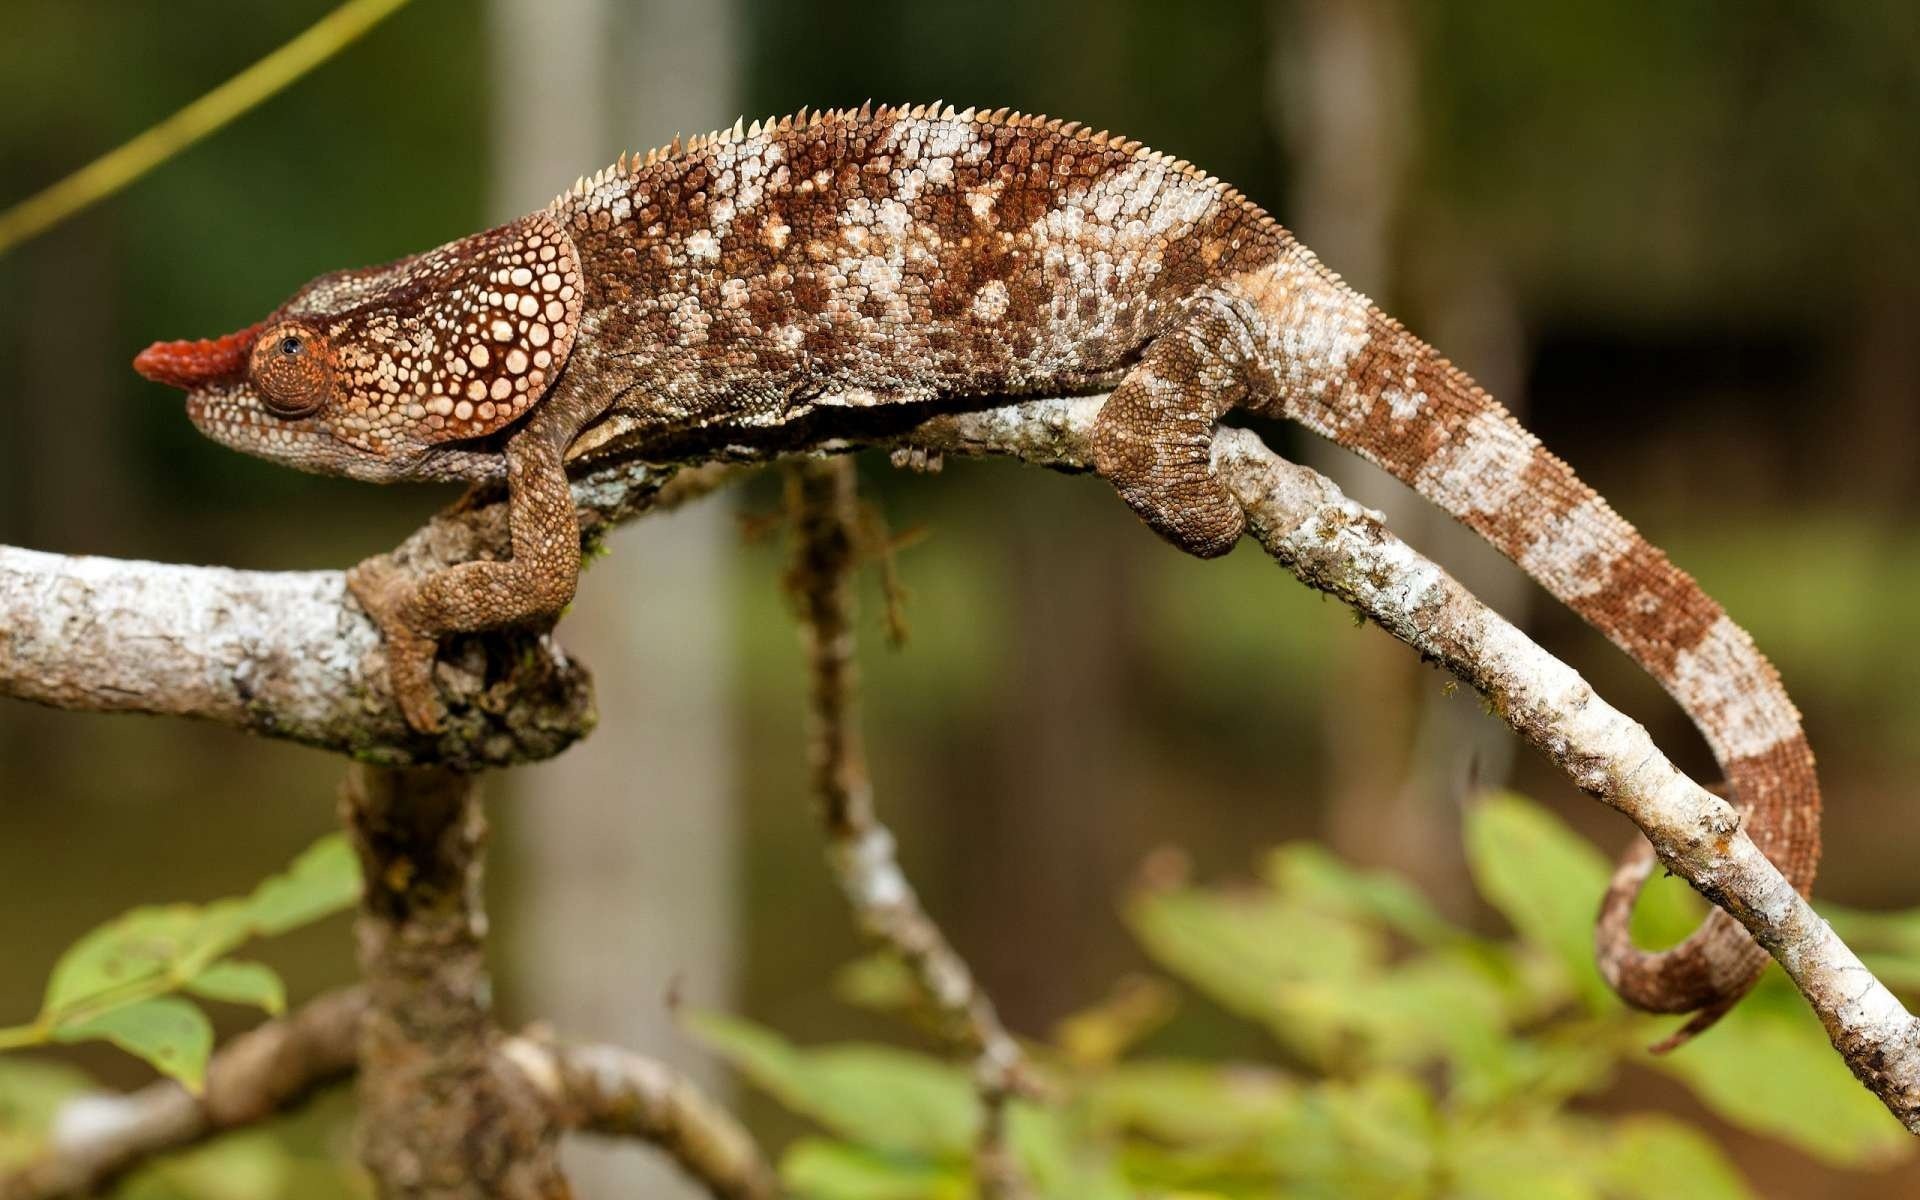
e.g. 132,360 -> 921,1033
0,543 -> 589,770
784,456 -> 1032,1198
0,460 -> 741,769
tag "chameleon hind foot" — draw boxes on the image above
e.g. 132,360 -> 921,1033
1090,310 -> 1249,558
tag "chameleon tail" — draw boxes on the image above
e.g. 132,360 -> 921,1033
1236,245 -> 1821,1047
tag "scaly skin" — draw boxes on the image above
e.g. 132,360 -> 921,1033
136,103 -> 1819,1044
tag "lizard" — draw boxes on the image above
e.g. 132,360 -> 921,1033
133,102 -> 1819,1045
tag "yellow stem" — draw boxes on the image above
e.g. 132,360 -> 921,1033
0,0 -> 414,257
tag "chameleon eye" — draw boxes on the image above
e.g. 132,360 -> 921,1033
250,325 -> 331,418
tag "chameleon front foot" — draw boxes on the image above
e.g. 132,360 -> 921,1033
347,560 -> 448,734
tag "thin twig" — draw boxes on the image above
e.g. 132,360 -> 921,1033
0,0 -> 415,257
784,455 -> 1033,1199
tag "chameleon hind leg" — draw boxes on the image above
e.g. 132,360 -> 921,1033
1090,301 -> 1251,558
350,399 -> 589,733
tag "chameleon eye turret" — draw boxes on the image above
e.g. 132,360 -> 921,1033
249,323 -> 332,418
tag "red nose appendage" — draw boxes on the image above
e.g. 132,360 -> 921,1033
133,323 -> 263,390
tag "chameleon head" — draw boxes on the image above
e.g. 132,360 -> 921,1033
134,211 -> 583,482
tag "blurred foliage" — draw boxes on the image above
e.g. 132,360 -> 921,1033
693,792 -> 1915,1199
0,836 -> 359,1090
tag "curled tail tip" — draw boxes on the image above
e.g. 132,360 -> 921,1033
1648,999 -> 1740,1054
1595,834 -> 1762,1046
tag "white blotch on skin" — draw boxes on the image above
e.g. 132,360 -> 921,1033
972,280 -> 1010,323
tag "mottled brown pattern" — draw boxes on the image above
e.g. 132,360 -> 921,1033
137,104 -> 1818,1039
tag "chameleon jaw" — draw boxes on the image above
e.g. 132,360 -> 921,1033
133,322 -> 263,390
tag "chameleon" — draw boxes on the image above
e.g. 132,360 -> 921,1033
134,102 -> 1818,1043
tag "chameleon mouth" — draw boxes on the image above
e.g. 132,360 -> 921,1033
133,322 -> 263,390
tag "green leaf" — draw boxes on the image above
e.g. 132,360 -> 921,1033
1282,1072 -> 1440,1196
686,1012 -> 976,1156
246,834 -> 361,935
53,997 -> 214,1092
834,955 -> 922,1015
1275,950 -> 1523,1103
1464,792 -> 1613,1009
42,900 -> 250,1021
1649,974 -> 1908,1166
185,959 -> 287,1015
1052,977 -> 1177,1067
21,835 -> 356,1044
780,1139 -> 965,1200
1082,1060 -> 1299,1146
1007,1106 -> 1133,1200
1264,842 -> 1462,948
1127,885 -> 1382,1055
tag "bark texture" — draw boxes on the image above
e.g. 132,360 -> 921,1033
342,765 -> 568,1198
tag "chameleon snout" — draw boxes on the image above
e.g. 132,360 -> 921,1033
133,321 -> 263,390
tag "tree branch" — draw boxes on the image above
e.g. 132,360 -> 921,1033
1,989 -> 772,1200
0,460 -> 739,768
784,457 -> 1032,1198
341,763 -> 568,1197
505,1037 -> 776,1200
0,988 -> 365,1200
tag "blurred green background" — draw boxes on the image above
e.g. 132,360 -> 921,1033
2,1 -> 1917,1195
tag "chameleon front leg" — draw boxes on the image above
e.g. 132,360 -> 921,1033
349,401 -> 590,733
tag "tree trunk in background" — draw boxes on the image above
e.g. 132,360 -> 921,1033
1271,0 -> 1527,911
969,483 -> 1151,1028
490,3 -> 741,1196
